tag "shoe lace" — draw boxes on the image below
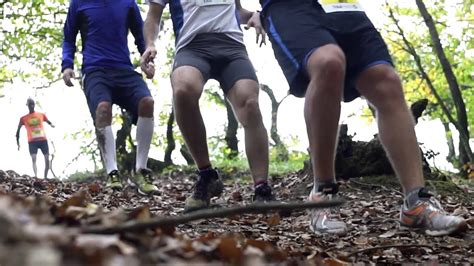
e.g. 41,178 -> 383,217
140,169 -> 154,184
192,177 -> 208,199
108,171 -> 120,183
426,196 -> 445,214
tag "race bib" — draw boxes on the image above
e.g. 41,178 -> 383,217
195,0 -> 232,6
31,127 -> 45,139
318,0 -> 364,13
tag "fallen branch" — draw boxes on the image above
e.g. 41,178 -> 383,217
347,244 -> 432,257
82,200 -> 345,234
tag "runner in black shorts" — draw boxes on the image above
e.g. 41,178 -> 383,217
62,0 -> 158,195
252,0 -> 467,236
142,0 -> 275,212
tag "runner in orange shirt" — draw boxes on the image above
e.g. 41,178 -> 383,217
16,98 -> 55,178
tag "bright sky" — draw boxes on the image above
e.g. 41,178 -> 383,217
0,0 -> 458,178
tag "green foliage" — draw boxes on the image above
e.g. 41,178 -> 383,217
1,0 -> 68,88
382,0 -> 474,166
66,169 -> 105,183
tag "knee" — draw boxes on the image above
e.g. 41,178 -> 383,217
237,98 -> 262,127
139,96 -> 154,116
370,70 -> 406,111
307,46 -> 346,83
96,102 -> 112,118
172,79 -> 201,102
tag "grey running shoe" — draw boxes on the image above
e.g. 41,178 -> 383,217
400,189 -> 467,236
308,189 -> 347,235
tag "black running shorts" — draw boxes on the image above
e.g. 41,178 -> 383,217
173,33 -> 258,93
261,0 -> 393,102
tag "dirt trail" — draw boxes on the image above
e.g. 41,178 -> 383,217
0,169 -> 472,265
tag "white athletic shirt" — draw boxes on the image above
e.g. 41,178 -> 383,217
149,0 -> 244,52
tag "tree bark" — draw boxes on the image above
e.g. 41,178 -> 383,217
115,110 -> 135,174
415,0 -> 473,164
164,109 -> 175,166
442,122 -> 456,165
180,145 -> 195,166
82,200 -> 345,234
224,100 -> 239,158
260,84 -> 289,160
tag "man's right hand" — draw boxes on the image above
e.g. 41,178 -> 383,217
62,68 -> 75,87
141,46 -> 157,79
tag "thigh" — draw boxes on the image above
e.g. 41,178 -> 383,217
38,140 -> 49,155
217,51 -> 258,94
28,142 -> 38,155
113,70 -> 152,124
173,48 -> 212,84
83,70 -> 114,120
338,20 -> 393,101
263,1 -> 337,97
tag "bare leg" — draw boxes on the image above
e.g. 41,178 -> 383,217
31,154 -> 38,177
171,66 -> 209,168
304,44 -> 346,185
357,64 -> 424,194
95,101 -> 117,174
136,96 -> 154,170
226,79 -> 269,183
44,153 -> 50,179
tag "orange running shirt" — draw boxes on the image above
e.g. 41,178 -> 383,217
20,112 -> 48,142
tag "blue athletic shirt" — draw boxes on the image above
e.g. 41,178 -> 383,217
61,0 -> 146,74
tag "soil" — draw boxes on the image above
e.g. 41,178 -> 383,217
0,169 -> 472,265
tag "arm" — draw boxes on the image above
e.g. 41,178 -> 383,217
16,120 -> 23,150
140,2 -> 165,79
130,2 -> 146,55
44,114 -> 55,128
235,0 -> 266,46
235,0 -> 254,23
61,0 -> 80,86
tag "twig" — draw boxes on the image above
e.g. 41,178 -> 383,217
82,200 -> 345,234
349,178 -> 404,196
347,244 -> 432,257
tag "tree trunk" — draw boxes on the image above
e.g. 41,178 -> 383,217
180,145 -> 195,166
260,84 -> 289,161
164,109 -> 175,166
443,122 -> 457,165
115,110 -> 135,174
224,100 -> 239,158
415,0 -> 473,164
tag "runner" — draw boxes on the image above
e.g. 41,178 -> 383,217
254,0 -> 467,235
16,98 -> 55,179
61,0 -> 158,195
141,0 -> 275,211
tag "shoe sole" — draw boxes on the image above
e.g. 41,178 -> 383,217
127,179 -> 156,196
399,219 -> 468,236
106,185 -> 123,191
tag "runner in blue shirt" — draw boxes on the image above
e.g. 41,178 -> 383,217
61,0 -> 158,195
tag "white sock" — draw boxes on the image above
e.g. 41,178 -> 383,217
136,117 -> 154,170
97,126 -> 117,174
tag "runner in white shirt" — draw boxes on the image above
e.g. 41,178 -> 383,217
141,0 -> 274,212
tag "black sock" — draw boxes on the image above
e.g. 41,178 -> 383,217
405,187 -> 432,208
313,180 -> 338,194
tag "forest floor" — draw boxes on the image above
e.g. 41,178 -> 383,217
0,169 -> 472,265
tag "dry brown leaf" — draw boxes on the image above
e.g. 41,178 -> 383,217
266,213 -> 281,227
217,237 -> 243,263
